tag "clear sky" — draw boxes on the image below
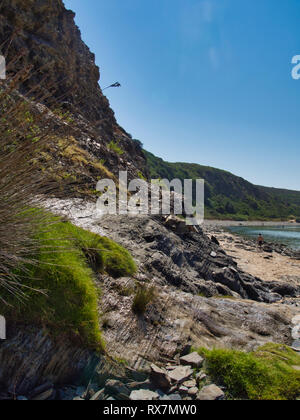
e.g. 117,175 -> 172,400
64,0 -> 300,190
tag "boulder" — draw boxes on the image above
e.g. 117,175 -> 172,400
195,372 -> 207,383
168,366 -> 193,384
130,390 -> 159,401
180,352 -> 204,368
197,384 -> 225,401
104,379 -> 130,397
188,387 -> 198,397
150,364 -> 171,391
183,379 -> 197,388
90,389 -> 105,401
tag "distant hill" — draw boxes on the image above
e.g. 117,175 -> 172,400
144,150 -> 300,221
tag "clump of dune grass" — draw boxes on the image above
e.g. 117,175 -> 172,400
0,56 -> 78,303
197,343 -> 300,400
132,283 -> 156,315
1,219 -> 136,349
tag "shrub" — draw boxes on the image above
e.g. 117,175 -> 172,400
198,343 -> 300,400
132,284 -> 156,315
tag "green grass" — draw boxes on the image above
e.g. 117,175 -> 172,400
132,284 -> 156,315
68,223 -> 137,278
198,343 -> 300,400
108,140 -> 124,156
0,219 -> 136,350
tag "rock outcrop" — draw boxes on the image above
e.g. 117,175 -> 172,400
0,327 -> 92,396
0,0 -> 148,182
45,198 -> 300,367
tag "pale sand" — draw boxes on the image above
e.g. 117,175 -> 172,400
210,230 -> 300,286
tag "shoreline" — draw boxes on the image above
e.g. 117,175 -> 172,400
204,224 -> 300,289
204,219 -> 300,227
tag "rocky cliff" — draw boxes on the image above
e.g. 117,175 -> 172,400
0,0 -> 147,183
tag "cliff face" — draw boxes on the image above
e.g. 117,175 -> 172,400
0,0 -> 147,182
0,0 -> 112,125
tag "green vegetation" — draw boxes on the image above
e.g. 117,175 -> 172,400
0,219 -> 136,350
137,171 -> 147,181
108,140 -> 124,156
197,343 -> 300,400
144,150 -> 300,221
132,284 -> 156,315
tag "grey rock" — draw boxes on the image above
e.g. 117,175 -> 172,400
105,379 -> 130,397
32,388 -> 54,401
197,384 -> 225,401
127,380 -> 152,390
180,352 -> 204,368
90,389 -> 105,401
196,372 -> 207,383
159,395 -> 171,400
168,365 -> 193,384
165,365 -> 177,371
168,394 -> 182,400
150,364 -> 171,391
188,387 -> 199,397
183,379 -> 197,388
130,389 -> 159,401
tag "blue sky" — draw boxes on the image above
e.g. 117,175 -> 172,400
64,0 -> 300,190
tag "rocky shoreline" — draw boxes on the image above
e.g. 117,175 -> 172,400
3,352 -> 225,401
1,200 -> 299,400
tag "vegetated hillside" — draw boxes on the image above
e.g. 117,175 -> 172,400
144,150 -> 300,221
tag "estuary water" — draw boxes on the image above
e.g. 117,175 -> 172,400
227,225 -> 300,251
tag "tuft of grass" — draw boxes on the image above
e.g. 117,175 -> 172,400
0,219 -> 136,350
69,224 -> 137,278
132,284 -> 156,315
108,140 -> 124,156
198,343 -> 300,400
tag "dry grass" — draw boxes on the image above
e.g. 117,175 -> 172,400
0,60 -> 75,302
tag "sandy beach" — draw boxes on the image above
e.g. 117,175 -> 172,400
205,225 -> 300,288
